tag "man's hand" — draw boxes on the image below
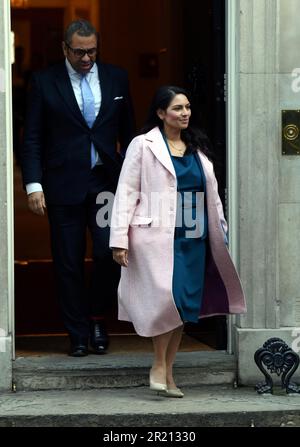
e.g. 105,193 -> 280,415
112,248 -> 128,267
28,191 -> 46,216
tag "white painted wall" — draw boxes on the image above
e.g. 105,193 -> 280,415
0,0 -> 14,391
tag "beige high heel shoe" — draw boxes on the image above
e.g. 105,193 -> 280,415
149,371 -> 167,392
164,387 -> 184,398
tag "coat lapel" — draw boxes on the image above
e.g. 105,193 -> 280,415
54,63 -> 87,127
145,127 -> 176,177
92,62 -> 112,128
197,151 -> 213,186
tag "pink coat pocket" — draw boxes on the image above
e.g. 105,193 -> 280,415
130,216 -> 153,227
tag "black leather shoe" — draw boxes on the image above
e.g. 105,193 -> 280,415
69,344 -> 89,357
90,321 -> 109,354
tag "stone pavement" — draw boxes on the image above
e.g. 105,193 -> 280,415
1,384 -> 300,427
2,350 -> 300,429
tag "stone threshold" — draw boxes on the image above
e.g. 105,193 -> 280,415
13,351 -> 236,391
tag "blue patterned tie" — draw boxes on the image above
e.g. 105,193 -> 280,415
80,74 -> 98,168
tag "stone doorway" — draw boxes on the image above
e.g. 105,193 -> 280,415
12,0 -> 228,355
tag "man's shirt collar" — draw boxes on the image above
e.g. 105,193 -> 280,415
65,58 -> 96,78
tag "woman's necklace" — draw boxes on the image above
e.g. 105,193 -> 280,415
167,139 -> 186,156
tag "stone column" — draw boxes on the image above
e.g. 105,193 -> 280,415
0,0 -> 13,391
234,0 -> 300,384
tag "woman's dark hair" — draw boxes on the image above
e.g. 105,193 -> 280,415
140,85 -> 212,158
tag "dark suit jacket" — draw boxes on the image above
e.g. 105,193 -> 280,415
21,61 -> 135,205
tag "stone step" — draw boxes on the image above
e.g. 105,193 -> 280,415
1,385 -> 300,427
13,351 -> 236,391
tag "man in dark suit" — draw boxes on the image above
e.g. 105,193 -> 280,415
21,19 -> 135,356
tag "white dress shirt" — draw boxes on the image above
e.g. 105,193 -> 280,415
26,58 -> 102,195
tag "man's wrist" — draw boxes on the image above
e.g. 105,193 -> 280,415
26,183 -> 43,195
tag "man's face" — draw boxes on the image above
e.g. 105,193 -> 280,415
62,32 -> 98,74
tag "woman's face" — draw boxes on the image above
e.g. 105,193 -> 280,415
158,94 -> 191,131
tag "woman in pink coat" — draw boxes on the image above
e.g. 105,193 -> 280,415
110,86 -> 246,398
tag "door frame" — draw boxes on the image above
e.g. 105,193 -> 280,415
4,0 -> 15,360
225,0 -> 239,354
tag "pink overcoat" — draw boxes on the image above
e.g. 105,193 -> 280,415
109,126 -> 246,337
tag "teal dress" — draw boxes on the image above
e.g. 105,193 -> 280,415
164,138 -> 208,323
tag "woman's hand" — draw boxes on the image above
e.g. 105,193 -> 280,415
112,248 -> 129,267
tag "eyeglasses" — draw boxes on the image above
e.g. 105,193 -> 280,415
65,42 -> 97,58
